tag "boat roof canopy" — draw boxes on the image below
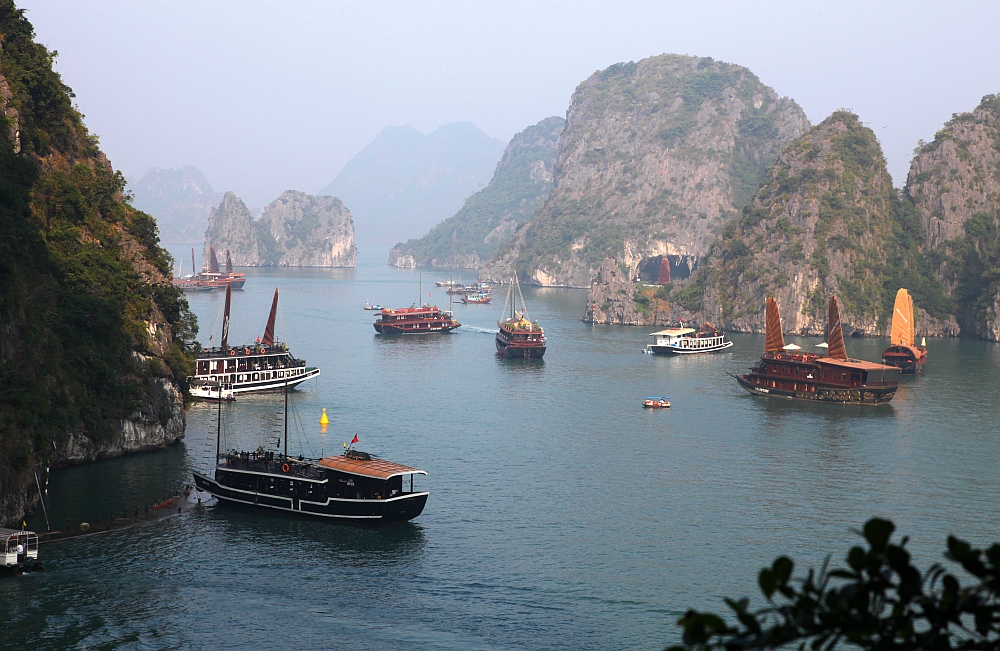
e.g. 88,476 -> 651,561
782,343 -> 802,350
645,396 -> 670,400
318,455 -> 426,480
649,328 -> 695,336
816,357 -> 896,371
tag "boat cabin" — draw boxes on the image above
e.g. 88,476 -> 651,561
2,528 -> 39,572
194,345 -> 309,385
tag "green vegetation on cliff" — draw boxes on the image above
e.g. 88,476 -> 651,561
705,111 -> 948,333
484,54 -> 809,288
390,116 -> 564,268
0,2 -> 196,519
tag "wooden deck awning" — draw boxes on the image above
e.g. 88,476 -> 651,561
317,455 -> 426,480
649,328 -> 695,336
816,357 -> 894,371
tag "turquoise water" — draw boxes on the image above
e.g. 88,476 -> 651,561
7,249 -> 1000,650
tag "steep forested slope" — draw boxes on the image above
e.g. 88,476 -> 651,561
0,2 -> 196,525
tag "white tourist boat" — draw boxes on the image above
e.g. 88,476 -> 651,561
645,324 -> 733,355
188,285 -> 320,399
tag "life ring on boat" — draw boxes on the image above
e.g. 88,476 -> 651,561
281,463 -> 290,473
229,349 -> 236,356
245,348 -> 251,355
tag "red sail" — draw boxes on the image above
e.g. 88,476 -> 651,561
225,250 -> 233,274
656,257 -> 671,284
262,288 -> 279,346
764,297 -> 785,353
221,284 -> 231,349
826,295 -> 848,360
208,246 -> 220,273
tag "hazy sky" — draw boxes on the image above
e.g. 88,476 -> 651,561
20,1 -> 1000,207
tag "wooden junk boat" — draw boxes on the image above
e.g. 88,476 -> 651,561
188,285 -> 320,399
1,528 -> 41,575
734,296 -> 899,404
495,276 -> 546,359
192,389 -> 427,524
373,305 -> 460,334
882,288 -> 927,374
173,247 -> 246,291
645,322 -> 733,355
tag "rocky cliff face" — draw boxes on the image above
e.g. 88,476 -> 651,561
482,54 -> 809,288
204,191 -> 356,267
204,192 -> 268,265
0,2 -> 194,526
259,191 -> 357,267
698,111 -> 956,337
389,116 -> 564,269
703,112 -> 896,334
908,96 -> 1000,249
906,94 -> 1000,340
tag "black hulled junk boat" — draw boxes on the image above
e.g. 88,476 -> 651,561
188,285 -> 320,399
735,296 -> 899,404
193,387 -> 428,524
495,276 -> 546,359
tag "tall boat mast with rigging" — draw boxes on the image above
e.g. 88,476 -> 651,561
495,276 -> 546,359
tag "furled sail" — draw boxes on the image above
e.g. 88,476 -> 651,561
225,249 -> 234,275
221,283 -> 231,349
890,288 -> 914,346
764,297 -> 785,353
826,295 -> 848,360
208,246 -> 220,273
261,288 -> 279,346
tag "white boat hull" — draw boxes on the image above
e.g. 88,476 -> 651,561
647,340 -> 734,355
190,367 -> 320,399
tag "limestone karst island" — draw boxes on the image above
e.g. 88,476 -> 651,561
3,2 -> 1000,650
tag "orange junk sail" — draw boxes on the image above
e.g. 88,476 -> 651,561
890,288 -> 914,346
826,295 -> 848,360
764,297 -> 785,353
261,288 -> 279,346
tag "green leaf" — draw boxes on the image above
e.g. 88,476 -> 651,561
863,518 -> 894,550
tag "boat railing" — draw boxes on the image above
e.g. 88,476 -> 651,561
220,452 -> 326,480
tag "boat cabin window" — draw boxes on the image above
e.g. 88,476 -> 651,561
197,361 -> 209,375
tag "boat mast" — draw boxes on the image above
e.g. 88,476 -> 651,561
221,283 -> 231,349
215,383 -> 222,469
283,379 -> 289,460
191,248 -> 196,277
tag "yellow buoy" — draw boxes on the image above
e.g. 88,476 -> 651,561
319,408 -> 329,425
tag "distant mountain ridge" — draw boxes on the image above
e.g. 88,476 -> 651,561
318,122 -> 505,246
129,166 -> 222,242
388,116 -> 565,269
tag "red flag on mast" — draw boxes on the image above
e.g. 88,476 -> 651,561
351,434 -> 359,444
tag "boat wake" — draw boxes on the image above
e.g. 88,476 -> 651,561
461,325 -> 499,334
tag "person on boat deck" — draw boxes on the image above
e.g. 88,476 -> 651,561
16,542 -> 24,558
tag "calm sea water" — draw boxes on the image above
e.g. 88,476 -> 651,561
7,248 -> 1000,650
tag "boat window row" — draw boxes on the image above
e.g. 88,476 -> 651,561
218,468 -> 421,502
756,378 -> 816,393
679,337 -> 722,348
197,355 -> 302,375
